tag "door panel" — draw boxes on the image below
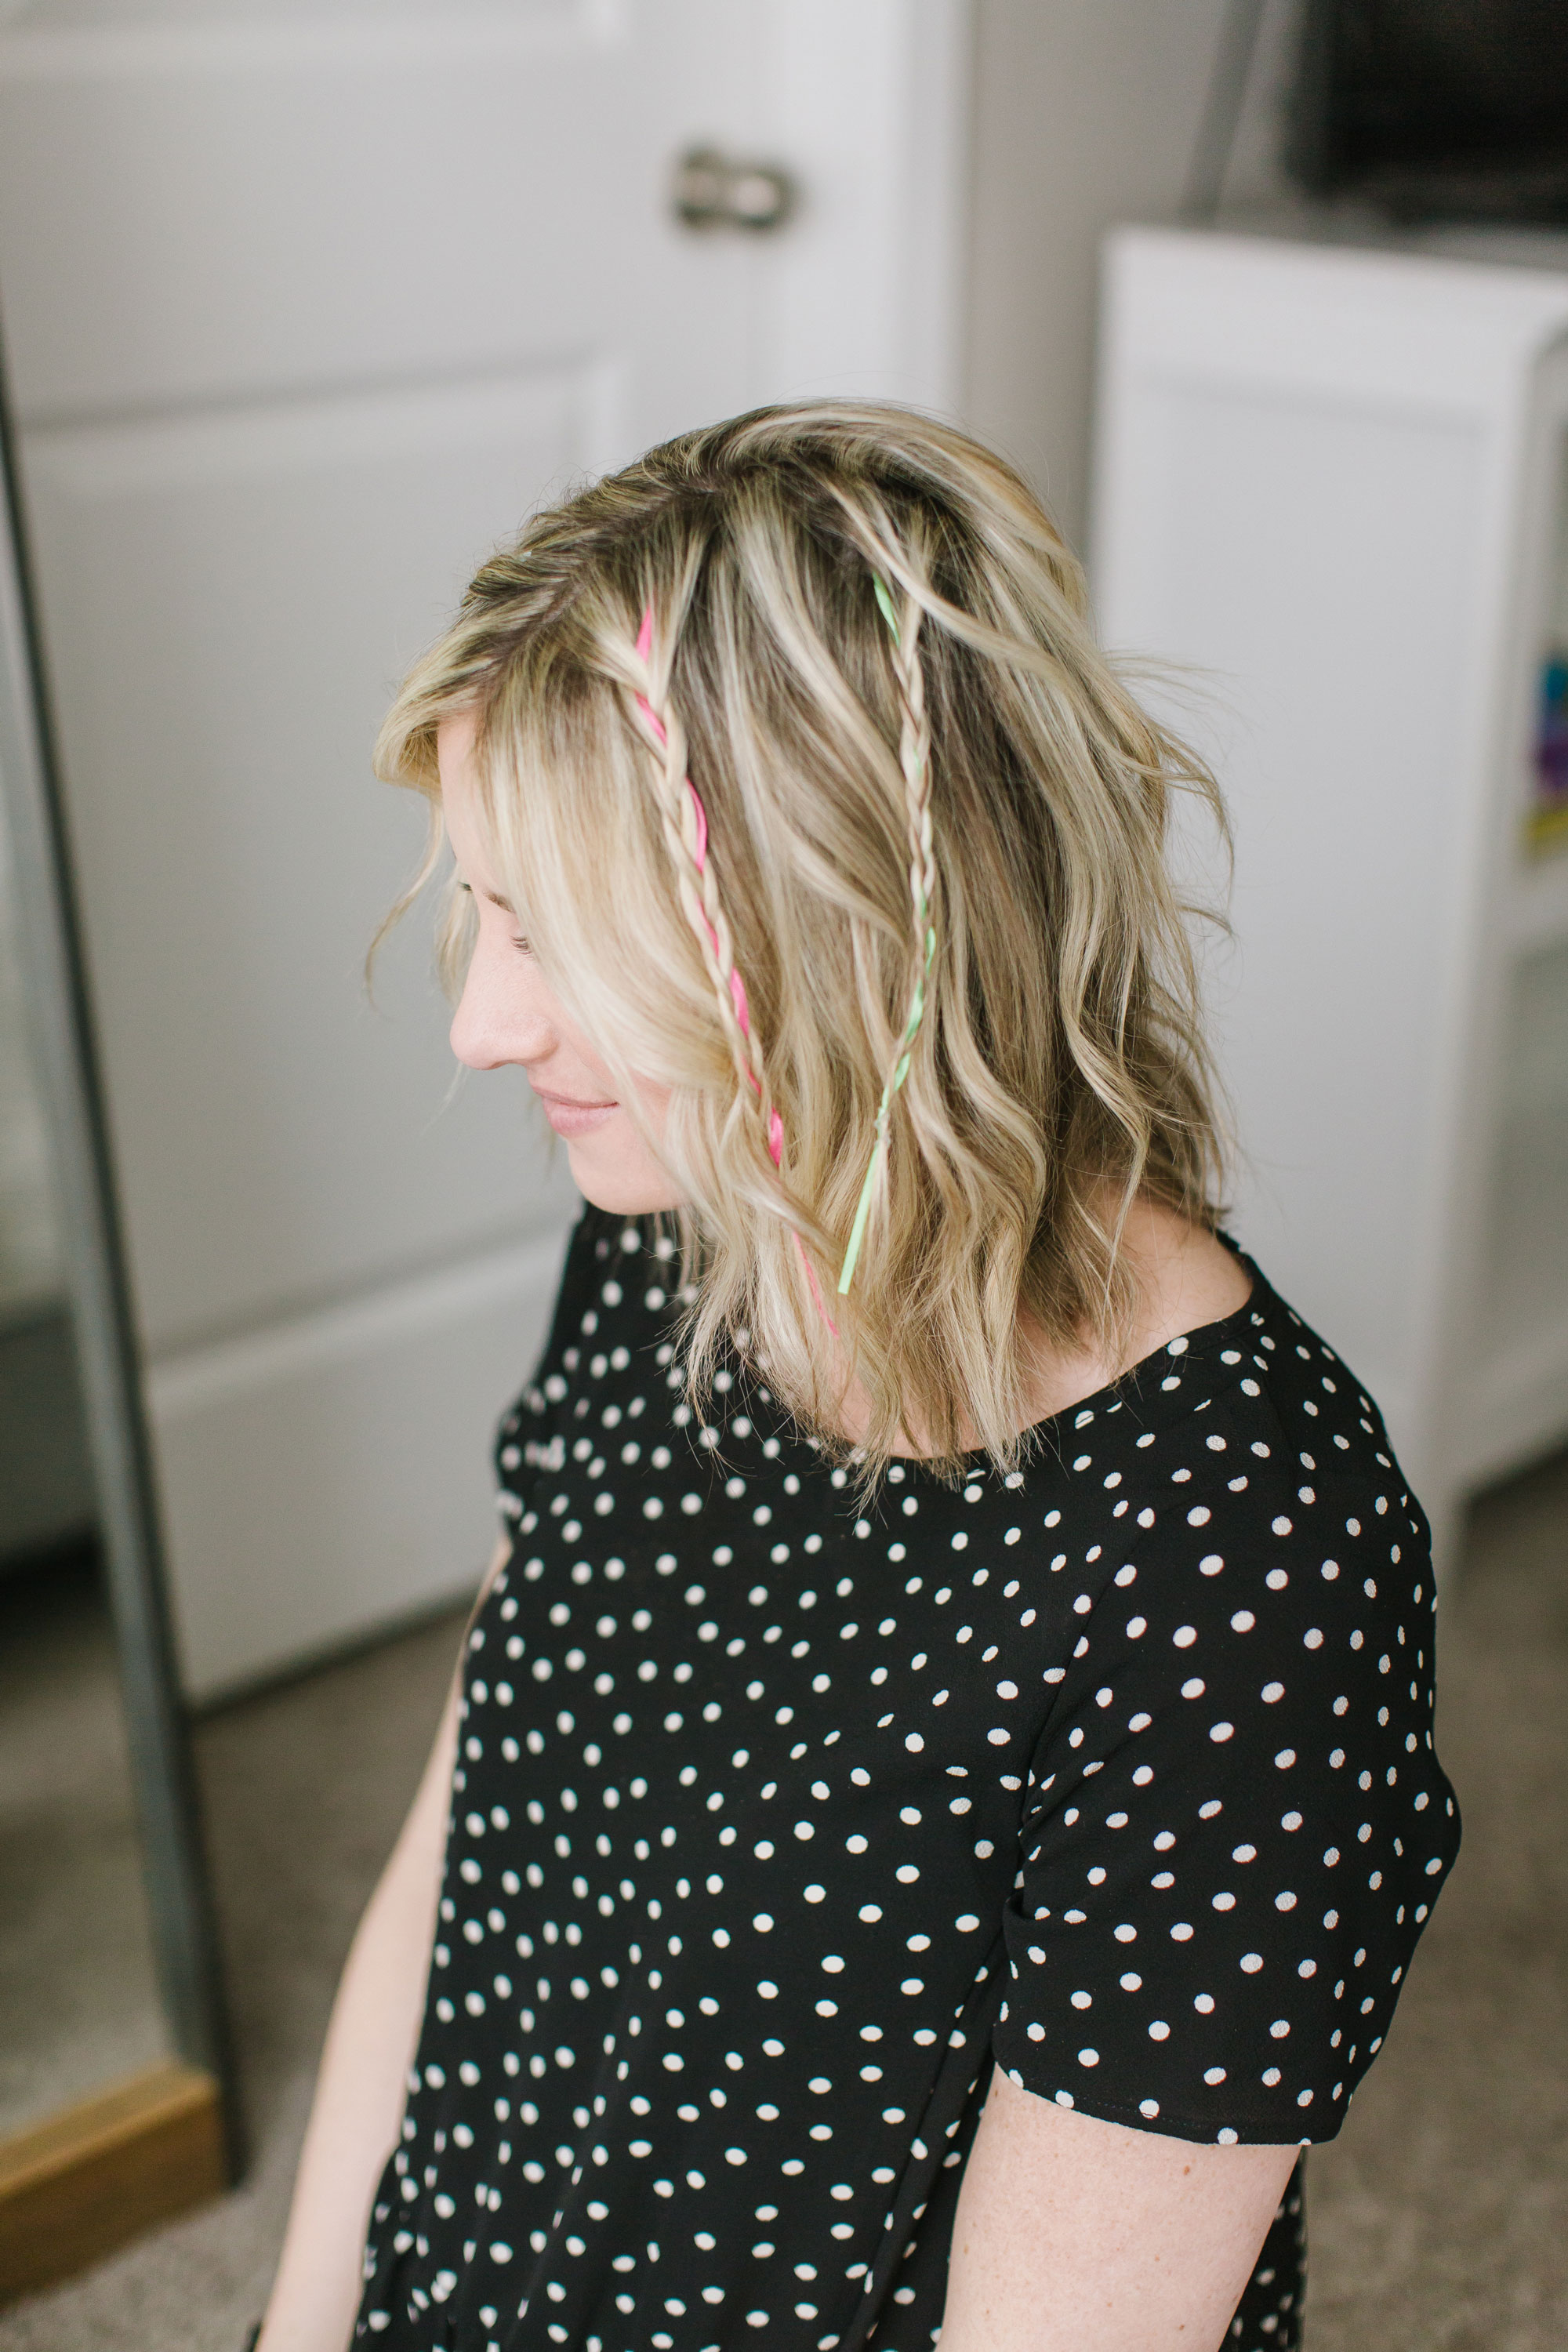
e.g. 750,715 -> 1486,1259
146,1225 -> 571,1697
24,366 -> 611,1355
0,6 -> 755,434
0,0 -> 970,1692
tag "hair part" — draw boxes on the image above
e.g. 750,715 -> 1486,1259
374,399 -> 1231,1492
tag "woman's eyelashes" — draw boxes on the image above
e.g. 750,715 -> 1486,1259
457,877 -> 532,953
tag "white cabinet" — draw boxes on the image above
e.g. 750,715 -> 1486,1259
1092,227 -> 1568,1580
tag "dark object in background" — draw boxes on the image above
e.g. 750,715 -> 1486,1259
1289,0 -> 1568,223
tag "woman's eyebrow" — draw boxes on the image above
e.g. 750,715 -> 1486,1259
456,880 -> 518,915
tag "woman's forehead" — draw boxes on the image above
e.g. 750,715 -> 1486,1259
435,703 -> 481,786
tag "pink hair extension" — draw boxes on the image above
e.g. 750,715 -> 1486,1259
630,608 -> 781,1160
630,605 -> 837,1337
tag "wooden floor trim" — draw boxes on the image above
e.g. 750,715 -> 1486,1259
0,2060 -> 227,2307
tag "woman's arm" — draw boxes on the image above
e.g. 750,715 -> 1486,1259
938,2070 -> 1298,2352
256,1540 -> 508,2352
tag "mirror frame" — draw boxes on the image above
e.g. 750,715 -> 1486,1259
0,328 -> 239,2216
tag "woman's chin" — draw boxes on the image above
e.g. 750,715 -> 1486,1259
564,1135 -> 686,1219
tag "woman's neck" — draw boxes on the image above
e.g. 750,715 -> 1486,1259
833,1195 -> 1254,1461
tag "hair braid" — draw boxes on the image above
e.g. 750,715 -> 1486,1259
884,583 -> 937,1004
624,620 -> 782,1167
835,567 -> 939,1294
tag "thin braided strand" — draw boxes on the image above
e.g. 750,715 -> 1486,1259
629,605 -> 835,1334
837,572 -> 937,1296
630,611 -> 779,1152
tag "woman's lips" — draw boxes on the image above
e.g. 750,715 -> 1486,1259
533,1088 -> 618,1138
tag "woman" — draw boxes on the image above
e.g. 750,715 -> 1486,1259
256,402 -> 1457,2352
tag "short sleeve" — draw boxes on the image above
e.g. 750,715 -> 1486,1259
992,1438 -> 1461,2144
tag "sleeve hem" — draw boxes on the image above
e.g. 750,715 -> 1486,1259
991,2054 -> 1338,2147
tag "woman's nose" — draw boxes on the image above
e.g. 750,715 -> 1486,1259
449,939 -> 554,1072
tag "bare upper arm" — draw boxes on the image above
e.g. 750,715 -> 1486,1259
938,2068 -> 1298,2352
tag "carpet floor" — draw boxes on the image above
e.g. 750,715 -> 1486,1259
2,1452 -> 1564,2350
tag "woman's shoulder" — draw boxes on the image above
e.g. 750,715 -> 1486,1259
1039,1200 -> 1409,1515
1012,1247 -> 1432,1624
1037,1252 -> 1439,1696
1171,1250 -> 1416,1522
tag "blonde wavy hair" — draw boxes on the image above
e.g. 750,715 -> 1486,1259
375,401 -> 1229,1489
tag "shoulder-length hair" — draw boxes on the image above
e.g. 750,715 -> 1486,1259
375,399 -> 1229,1490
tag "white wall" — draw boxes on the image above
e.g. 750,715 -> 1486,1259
964,0 -> 1256,551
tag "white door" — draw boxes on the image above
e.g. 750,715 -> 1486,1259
0,0 -> 969,1698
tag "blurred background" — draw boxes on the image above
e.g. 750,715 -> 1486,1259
0,2 -> 1564,2344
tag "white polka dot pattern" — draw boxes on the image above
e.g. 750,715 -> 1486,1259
354,1210 -> 1458,2352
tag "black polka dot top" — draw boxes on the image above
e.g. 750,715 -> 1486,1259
356,1205 -> 1459,2352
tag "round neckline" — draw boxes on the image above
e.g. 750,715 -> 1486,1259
891,1241 -> 1265,1480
